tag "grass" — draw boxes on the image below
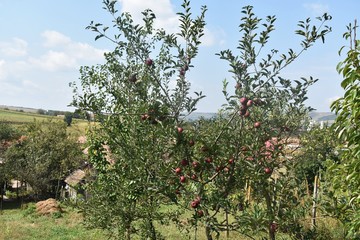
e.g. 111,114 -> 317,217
0,201 -> 106,240
0,200 -> 346,240
0,109 -> 54,124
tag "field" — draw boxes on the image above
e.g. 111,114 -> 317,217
0,108 -> 90,136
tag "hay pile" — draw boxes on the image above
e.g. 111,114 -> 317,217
35,198 -> 61,215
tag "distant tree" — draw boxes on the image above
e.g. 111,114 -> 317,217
73,109 -> 82,119
4,121 -> 84,199
64,112 -> 73,126
37,109 -> 46,115
294,125 -> 340,190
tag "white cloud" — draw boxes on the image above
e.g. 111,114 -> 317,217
42,30 -> 71,48
0,31 -> 109,110
327,96 -> 341,105
26,30 -> 108,71
0,60 -> 6,80
22,79 -> 41,90
118,0 -> 224,47
68,42 -> 106,61
303,3 -> 329,16
0,38 -> 28,57
28,50 -> 77,71
202,27 -> 226,47
119,0 -> 179,33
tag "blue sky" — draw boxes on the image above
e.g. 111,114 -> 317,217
0,0 -> 358,112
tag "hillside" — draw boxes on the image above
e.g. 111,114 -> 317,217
0,105 -> 335,123
309,111 -> 336,123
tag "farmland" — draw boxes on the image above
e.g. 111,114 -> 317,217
0,108 -> 91,136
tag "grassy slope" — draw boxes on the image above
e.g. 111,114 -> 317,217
0,109 -> 55,123
0,109 -> 90,136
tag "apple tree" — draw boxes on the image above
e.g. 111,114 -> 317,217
328,21 -> 360,238
71,0 -> 207,239
170,6 -> 332,240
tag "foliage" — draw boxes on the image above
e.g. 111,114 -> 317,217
64,112 -> 73,126
294,125 -> 340,189
0,123 -> 21,186
328,21 -> 360,238
4,120 -> 85,199
0,122 -> 20,141
72,1 -> 332,239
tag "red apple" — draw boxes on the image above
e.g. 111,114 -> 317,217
244,110 -> 250,118
196,210 -> 204,217
264,167 -> 272,174
190,200 -> 199,208
180,176 -> 186,183
141,114 -> 149,121
145,58 -> 153,66
270,222 -> 278,232
191,174 -> 197,180
240,97 -> 248,105
205,157 -> 212,163
254,122 -> 261,128
180,68 -> 186,76
228,158 -> 234,164
175,167 -> 182,174
180,159 -> 189,166
192,161 -> 199,168
189,140 -> 195,147
246,99 -> 253,107
177,127 -> 184,134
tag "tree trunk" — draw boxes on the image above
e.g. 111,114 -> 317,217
225,209 -> 229,238
125,221 -> 131,240
264,187 -> 276,240
268,225 -> 276,240
0,182 -> 3,213
205,225 -> 213,240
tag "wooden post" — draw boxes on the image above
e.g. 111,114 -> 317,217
0,182 -> 3,213
311,174 -> 319,229
225,209 -> 229,238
